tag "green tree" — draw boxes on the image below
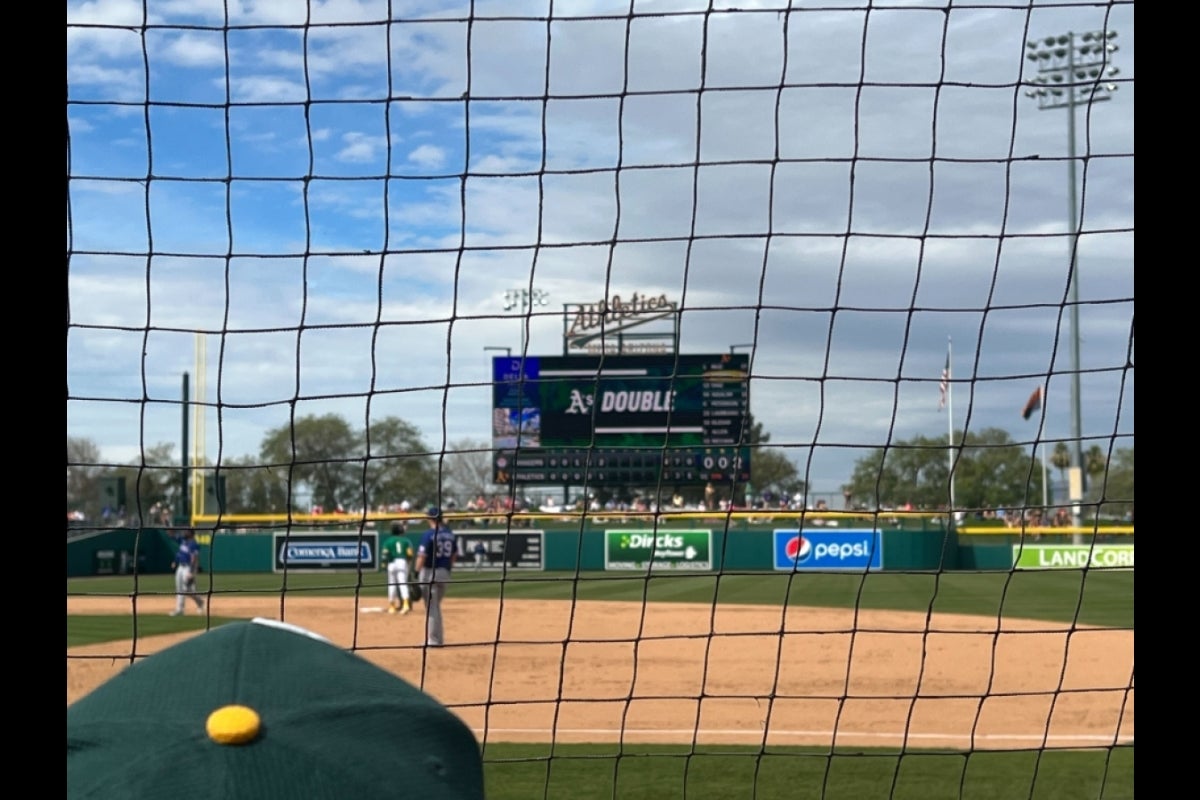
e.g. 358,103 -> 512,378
846,428 -> 1041,511
1089,446 -> 1133,520
67,436 -> 103,519
847,435 -> 946,511
720,413 -> 772,502
1051,442 -> 1071,483
113,443 -> 183,523
953,429 -> 1045,510
221,454 -> 295,514
1084,445 -> 1107,485
259,414 -> 360,511
750,449 -> 806,501
440,438 -> 498,503
361,416 -> 438,508
745,414 -> 770,446
257,414 -> 439,512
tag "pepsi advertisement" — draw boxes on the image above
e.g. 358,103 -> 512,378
773,529 -> 884,572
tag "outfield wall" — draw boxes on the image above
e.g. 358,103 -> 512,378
66,525 -> 1131,577
64,528 -> 178,577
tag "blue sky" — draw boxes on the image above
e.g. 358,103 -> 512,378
66,0 -> 1134,498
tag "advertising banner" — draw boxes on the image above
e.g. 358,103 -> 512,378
1012,544 -> 1134,570
773,529 -> 883,572
456,530 -> 544,570
605,529 -> 713,570
273,532 -> 377,572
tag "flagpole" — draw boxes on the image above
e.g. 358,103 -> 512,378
946,337 -> 955,513
1038,385 -> 1048,510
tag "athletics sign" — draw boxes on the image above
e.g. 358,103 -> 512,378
564,292 -> 678,353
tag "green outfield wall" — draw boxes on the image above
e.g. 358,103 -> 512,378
65,528 -> 178,577
66,523 -> 1131,577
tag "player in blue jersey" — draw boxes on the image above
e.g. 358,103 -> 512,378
414,506 -> 457,647
169,528 -> 205,616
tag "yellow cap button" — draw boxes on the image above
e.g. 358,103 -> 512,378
206,704 -> 262,745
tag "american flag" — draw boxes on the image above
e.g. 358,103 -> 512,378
938,354 -> 950,411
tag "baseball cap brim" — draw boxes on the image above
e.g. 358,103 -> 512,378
67,619 -> 484,799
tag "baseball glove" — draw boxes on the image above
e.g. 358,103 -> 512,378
409,582 -> 424,604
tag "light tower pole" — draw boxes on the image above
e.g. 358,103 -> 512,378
1023,30 -> 1120,512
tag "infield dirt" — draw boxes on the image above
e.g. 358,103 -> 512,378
67,594 -> 1133,750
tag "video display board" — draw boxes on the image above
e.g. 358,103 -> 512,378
491,354 -> 751,486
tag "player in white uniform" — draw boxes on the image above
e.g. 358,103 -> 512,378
380,521 -> 414,614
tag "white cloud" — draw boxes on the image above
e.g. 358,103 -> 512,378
408,144 -> 446,168
158,32 -> 228,66
67,1 -> 1135,495
231,75 -> 310,103
337,131 -> 387,162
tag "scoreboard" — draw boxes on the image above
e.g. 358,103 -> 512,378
491,353 -> 751,486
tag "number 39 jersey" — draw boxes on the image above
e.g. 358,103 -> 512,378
418,525 -> 457,570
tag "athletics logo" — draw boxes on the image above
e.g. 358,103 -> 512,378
784,535 -> 811,564
564,389 -> 594,414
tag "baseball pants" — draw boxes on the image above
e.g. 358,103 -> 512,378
387,559 -> 411,605
174,566 -> 204,613
419,567 -> 452,646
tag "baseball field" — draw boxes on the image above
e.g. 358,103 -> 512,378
67,569 -> 1134,799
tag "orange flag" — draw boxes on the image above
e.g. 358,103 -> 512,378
1021,386 -> 1043,420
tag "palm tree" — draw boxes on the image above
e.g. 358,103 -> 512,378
1084,445 -> 1107,488
1050,442 -> 1071,484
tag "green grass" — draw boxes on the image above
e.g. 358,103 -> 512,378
67,569 -> 1133,629
68,574 -> 1134,797
477,743 -> 1134,800
67,614 -> 248,648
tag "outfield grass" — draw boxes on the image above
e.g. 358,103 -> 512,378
67,614 -> 246,647
478,743 -> 1133,800
67,568 -> 1134,629
68,571 -> 1135,798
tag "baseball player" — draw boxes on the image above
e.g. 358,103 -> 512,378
414,506 -> 456,647
380,520 -> 414,615
169,528 -> 205,617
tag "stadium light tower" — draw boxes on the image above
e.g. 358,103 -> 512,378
1024,29 -> 1119,500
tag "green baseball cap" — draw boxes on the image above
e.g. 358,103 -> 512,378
67,619 -> 484,799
